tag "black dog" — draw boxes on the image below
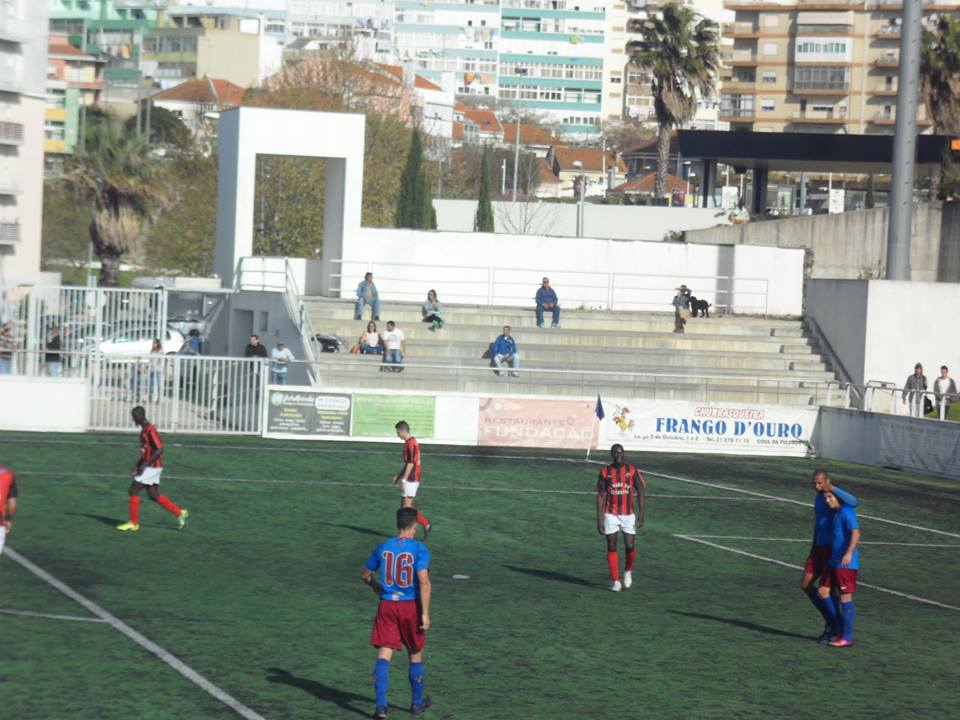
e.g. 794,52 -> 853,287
689,296 -> 711,318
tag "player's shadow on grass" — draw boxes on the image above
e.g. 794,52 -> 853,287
66,513 -> 177,531
669,611 -> 812,641
266,667 -> 370,717
504,564 -> 606,588
316,522 -> 388,538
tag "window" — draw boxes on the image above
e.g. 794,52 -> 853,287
763,42 -> 778,56
610,76 -> 622,84
761,99 -> 775,111
762,70 -> 777,83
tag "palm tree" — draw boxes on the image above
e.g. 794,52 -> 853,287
65,119 -> 162,286
627,3 -> 720,198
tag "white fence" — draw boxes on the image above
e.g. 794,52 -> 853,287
330,259 -> 770,315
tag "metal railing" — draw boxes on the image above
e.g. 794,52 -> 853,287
330,259 -> 771,315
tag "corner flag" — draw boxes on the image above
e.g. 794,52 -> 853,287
595,395 -> 605,420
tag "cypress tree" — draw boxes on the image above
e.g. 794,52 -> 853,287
396,128 -> 437,230
474,147 -> 495,232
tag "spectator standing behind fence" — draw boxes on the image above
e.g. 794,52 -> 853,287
672,287 -> 690,334
902,363 -> 928,417
535,277 -> 560,329
0,322 -> 14,374
933,365 -> 957,419
491,325 -> 520,377
355,272 -> 381,322
381,321 -> 406,372
187,328 -> 202,355
271,341 -> 294,385
422,290 -> 444,331
148,339 -> 164,402
358,321 -> 383,355
45,326 -> 62,377
244,334 -> 268,359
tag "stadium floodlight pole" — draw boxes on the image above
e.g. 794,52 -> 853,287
885,0 -> 922,280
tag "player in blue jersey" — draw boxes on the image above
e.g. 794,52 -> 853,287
822,490 -> 860,647
362,507 -> 433,719
801,469 -> 858,644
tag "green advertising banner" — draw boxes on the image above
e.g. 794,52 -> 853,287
353,394 -> 436,438
265,390 -> 351,437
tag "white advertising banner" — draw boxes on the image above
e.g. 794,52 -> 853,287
599,399 -> 817,456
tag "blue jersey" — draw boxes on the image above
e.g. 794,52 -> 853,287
812,485 -> 857,545
828,505 -> 860,570
365,536 -> 431,602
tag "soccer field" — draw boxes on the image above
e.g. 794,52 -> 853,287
2,432 -> 959,720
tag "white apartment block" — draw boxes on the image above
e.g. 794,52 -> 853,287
0,0 -> 47,289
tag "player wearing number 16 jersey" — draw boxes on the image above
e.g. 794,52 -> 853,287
596,444 -> 646,592
363,507 -> 432,718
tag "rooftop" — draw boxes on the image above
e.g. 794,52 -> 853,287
150,78 -> 246,107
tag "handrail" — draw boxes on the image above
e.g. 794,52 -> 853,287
283,258 -> 320,382
803,315 -> 862,406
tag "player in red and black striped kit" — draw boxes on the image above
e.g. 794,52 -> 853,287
596,444 -> 646,592
117,406 -> 189,532
392,421 -> 431,540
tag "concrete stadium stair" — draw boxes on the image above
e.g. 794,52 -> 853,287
303,299 -> 835,405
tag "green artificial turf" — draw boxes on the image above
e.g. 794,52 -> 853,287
1,432 -> 958,720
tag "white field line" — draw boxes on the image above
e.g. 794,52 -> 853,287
3,547 -> 267,720
673,534 -> 960,612
683,535 -> 960,548
0,607 -> 107,623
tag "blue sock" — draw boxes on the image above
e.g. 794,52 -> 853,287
831,596 -> 843,636
841,601 -> 855,642
807,590 -> 835,628
409,661 -> 425,707
373,659 -> 390,708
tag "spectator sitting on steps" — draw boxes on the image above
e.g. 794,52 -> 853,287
381,321 -> 406,373
535,277 -> 560,329
422,289 -> 444,331
355,272 -> 381,322
491,325 -> 520,377
358,321 -> 383,355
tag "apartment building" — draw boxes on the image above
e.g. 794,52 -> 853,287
45,33 -> 105,154
286,0 -> 394,61
1,0 -> 47,288
720,0 -> 958,134
48,1 -> 166,107
143,6 -> 285,89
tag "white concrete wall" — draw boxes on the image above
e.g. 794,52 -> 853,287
0,377 -> 88,431
335,227 -> 805,315
806,279 -> 960,387
862,281 -> 960,387
434,199 -> 730,241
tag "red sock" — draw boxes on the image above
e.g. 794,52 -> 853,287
156,495 -> 181,517
626,549 -> 637,572
416,512 -> 429,527
606,551 -> 620,582
128,496 -> 140,524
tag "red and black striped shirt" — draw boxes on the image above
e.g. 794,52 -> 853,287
402,436 -> 421,482
597,463 -> 642,515
139,423 -> 164,468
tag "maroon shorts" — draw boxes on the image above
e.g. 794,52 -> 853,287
821,567 -> 858,594
804,545 -> 831,581
370,600 -> 424,652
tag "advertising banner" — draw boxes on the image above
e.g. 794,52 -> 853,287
353,394 -> 436,438
600,399 -> 817,456
478,397 -> 596,449
266,390 -> 351,437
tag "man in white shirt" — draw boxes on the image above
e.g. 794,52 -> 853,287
381,321 -> 406,373
933,365 -> 958,419
270,341 -> 294,385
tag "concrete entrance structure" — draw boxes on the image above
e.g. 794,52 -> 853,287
214,106 -> 365,289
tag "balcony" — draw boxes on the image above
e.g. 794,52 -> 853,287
875,26 -> 901,40
0,176 -> 19,195
792,81 -> 850,95
869,84 -> 898,96
0,221 -> 20,246
0,14 -> 29,44
724,51 -> 759,66
719,107 -> 757,120
870,110 -> 933,126
789,111 -> 847,124
722,22 -> 760,38
0,121 -> 24,145
875,53 -> 899,68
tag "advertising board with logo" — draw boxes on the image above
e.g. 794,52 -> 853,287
600,399 -> 817,456
265,390 -> 351,437
478,397 -> 596,449
352,394 -> 436,438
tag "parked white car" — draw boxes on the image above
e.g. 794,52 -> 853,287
98,327 -> 185,356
